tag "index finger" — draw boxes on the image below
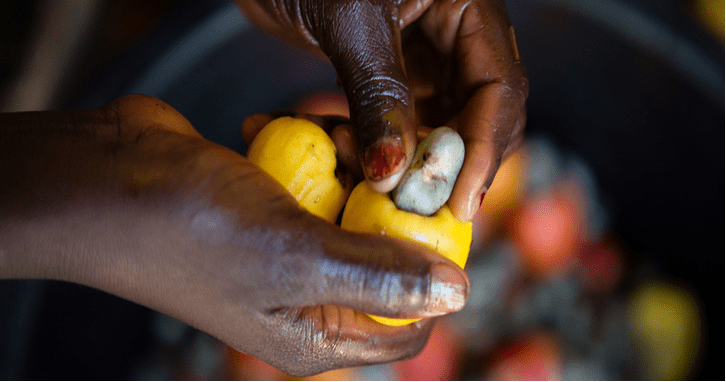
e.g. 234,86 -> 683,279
425,0 -> 528,222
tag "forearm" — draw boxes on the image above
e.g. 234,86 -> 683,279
0,106 -> 209,288
1,108 -> 122,278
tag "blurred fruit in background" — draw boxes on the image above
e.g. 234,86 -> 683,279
303,367 -> 364,381
472,145 -> 528,250
510,187 -> 585,279
226,347 -> 288,380
391,321 -> 463,381
485,331 -> 563,381
691,0 -> 725,40
575,240 -> 624,295
628,281 -> 703,380
482,146 -> 529,221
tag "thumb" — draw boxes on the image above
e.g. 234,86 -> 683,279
305,0 -> 417,192
288,222 -> 470,320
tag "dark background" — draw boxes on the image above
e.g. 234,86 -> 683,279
1,0 -> 723,379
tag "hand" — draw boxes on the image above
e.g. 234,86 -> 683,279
235,0 -> 528,221
0,95 -> 469,377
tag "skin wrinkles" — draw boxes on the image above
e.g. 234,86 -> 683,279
319,2 -> 411,145
380,272 -> 403,308
256,305 -> 435,375
304,0 -> 415,157
226,226 -> 324,308
349,93 -> 408,140
349,74 -> 409,109
283,0 -> 321,49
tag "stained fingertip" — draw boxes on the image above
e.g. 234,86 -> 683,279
362,135 -> 409,192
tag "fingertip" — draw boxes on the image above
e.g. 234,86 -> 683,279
361,128 -> 417,192
449,156 -> 496,222
422,262 -> 469,317
366,171 -> 406,193
449,199 -> 469,223
449,189 -> 481,223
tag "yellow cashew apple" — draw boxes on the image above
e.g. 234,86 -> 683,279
341,181 -> 472,326
246,117 -> 347,223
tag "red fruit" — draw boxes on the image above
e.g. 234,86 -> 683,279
511,188 -> 585,278
225,348 -> 287,380
576,240 -> 623,293
394,320 -> 463,380
486,332 -> 562,381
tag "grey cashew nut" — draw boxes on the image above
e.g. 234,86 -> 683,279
392,127 -> 465,216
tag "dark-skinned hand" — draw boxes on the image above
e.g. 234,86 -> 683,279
236,0 -> 528,222
0,95 -> 469,377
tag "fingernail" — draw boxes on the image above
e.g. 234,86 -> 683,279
363,136 -> 405,180
423,263 -> 468,316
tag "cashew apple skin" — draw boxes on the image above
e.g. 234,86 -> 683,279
247,117 -> 346,223
341,181 -> 472,326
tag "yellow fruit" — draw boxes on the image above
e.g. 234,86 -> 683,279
480,146 -> 527,220
694,0 -> 724,40
247,117 -> 347,223
341,181 -> 472,326
628,282 -> 702,380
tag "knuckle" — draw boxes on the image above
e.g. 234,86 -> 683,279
346,75 -> 412,145
349,74 -> 410,112
508,68 -> 530,98
376,268 -> 429,314
105,94 -> 195,137
497,75 -> 529,105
